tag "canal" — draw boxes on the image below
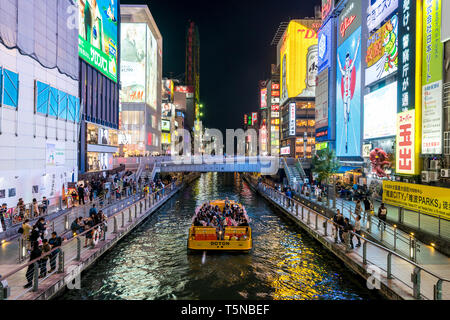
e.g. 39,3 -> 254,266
59,173 -> 382,300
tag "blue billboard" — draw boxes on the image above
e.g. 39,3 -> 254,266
318,17 -> 332,74
336,26 -> 362,157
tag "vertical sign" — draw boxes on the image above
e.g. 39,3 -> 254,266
422,0 -> 443,154
252,112 -> 258,126
289,103 -> 296,136
261,88 -> 268,109
398,0 -> 416,112
396,110 -> 415,174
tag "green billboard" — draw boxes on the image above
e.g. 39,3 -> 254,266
78,0 -> 118,82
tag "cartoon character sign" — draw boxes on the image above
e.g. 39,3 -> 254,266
370,148 -> 391,178
383,17 -> 398,73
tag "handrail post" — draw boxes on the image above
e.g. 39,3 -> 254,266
113,216 -> 118,233
434,279 -> 443,300
301,206 -> 304,220
33,262 -> 39,292
121,212 -> 125,228
315,213 -> 318,230
387,253 -> 393,279
0,277 -> 10,300
129,208 -> 132,223
363,241 -> 367,264
140,201 -> 143,214
296,203 -> 299,217
58,250 -> 64,273
393,227 -> 397,251
76,237 -> 81,261
135,206 -> 138,219
18,238 -> 25,263
345,231 -> 351,253
323,220 -> 328,236
64,215 -> 69,231
411,267 -> 421,299
380,224 -> 384,242
367,214 -> 372,234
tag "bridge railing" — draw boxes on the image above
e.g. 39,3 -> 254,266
0,182 -> 181,300
256,182 -> 450,300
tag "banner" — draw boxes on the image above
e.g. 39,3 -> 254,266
366,0 -> 399,34
422,0 -> 443,154
383,181 -> 450,220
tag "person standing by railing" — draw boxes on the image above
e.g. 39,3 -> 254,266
0,203 -> 7,232
48,232 -> 62,272
32,199 -> 39,218
39,239 -> 51,278
378,203 -> 387,231
21,219 -> 32,251
24,243 -> 42,289
343,217 -> 354,249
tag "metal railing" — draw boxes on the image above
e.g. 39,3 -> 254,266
255,181 -> 450,300
0,181 -> 182,300
293,185 -> 421,263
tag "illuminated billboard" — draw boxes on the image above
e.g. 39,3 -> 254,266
252,113 -> 258,126
78,0 -> 118,82
366,0 -> 398,34
336,26 -> 362,157
364,82 -> 397,139
422,0 -> 443,155
121,23 -> 146,102
161,119 -> 171,132
161,133 -> 171,145
162,79 -> 174,102
315,70 -> 329,130
162,103 -> 173,118
261,88 -> 267,109
318,17 -> 332,73
146,28 -> 158,109
280,20 -> 320,105
365,15 -> 398,86
396,110 -> 415,175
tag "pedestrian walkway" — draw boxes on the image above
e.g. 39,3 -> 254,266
245,175 -> 450,300
296,190 -> 450,263
0,181 -> 184,300
0,192 -> 143,266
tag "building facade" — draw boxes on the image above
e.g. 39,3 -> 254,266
0,0 -> 80,207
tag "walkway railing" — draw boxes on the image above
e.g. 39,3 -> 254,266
294,186 -> 421,263
255,181 -> 450,300
0,181 -> 181,300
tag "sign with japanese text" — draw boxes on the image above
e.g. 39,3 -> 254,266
397,0 -> 416,112
338,0 -> 362,46
366,0 -> 399,34
396,110 -> 415,174
252,112 -> 258,126
383,180 -> 450,220
422,0 -> 443,154
261,88 -> 268,109
289,103 -> 296,136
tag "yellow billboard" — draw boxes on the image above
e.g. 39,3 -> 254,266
280,20 -> 320,104
383,181 -> 450,220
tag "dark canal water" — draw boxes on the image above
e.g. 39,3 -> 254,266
59,173 -> 381,300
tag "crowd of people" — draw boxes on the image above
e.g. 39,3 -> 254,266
18,217 -> 63,289
193,198 -> 250,230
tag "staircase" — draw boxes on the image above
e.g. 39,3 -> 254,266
282,158 -> 303,190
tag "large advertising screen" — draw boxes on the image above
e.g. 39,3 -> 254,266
146,27 -> 158,109
280,20 -> 320,105
336,26 -> 362,157
261,88 -> 267,109
121,23 -> 146,103
396,110 -> 415,175
78,0 -> 118,82
365,15 -> 398,86
315,69 -> 329,130
364,82 -> 397,139
422,0 -> 443,155
162,79 -> 174,103
366,0 -> 398,34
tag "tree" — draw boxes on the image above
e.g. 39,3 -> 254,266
312,148 -> 340,185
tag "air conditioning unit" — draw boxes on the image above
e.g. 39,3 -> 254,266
441,169 -> 450,178
430,171 -> 440,181
430,160 -> 441,170
422,171 -> 430,183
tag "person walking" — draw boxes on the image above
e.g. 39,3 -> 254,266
350,212 -> 362,247
378,203 -> 388,231
41,197 -> 49,215
35,217 -> 47,240
363,197 -> 372,220
24,243 -> 42,289
77,184 -> 85,205
21,219 -> 33,251
32,199 -> 39,218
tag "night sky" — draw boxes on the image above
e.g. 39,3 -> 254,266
121,0 -> 321,133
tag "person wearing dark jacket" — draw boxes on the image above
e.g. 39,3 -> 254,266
48,232 -> 62,272
333,210 -> 345,243
35,218 -> 47,239
24,243 -> 42,288
77,185 -> 85,205
39,239 -> 51,277
343,218 -> 355,249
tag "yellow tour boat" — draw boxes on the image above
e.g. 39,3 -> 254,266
187,199 -> 252,252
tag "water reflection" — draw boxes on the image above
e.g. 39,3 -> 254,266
59,173 -> 380,300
